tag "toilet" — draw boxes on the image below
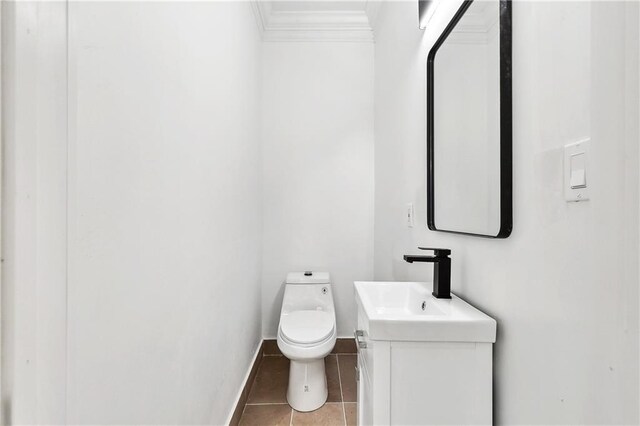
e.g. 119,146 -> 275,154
277,272 -> 337,412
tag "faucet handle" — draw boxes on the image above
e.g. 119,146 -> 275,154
418,247 -> 451,257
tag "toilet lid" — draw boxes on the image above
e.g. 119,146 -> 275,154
280,310 -> 335,345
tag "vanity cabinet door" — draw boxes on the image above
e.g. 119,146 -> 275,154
357,354 -> 373,426
356,313 -> 372,424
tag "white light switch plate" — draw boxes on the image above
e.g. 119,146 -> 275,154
564,139 -> 590,202
406,203 -> 414,227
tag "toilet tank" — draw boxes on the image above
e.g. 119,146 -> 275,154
282,272 -> 334,313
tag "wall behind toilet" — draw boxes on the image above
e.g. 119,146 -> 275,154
261,42 -> 375,338
373,1 -> 639,424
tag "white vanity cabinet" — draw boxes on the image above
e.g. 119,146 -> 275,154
354,281 -> 497,426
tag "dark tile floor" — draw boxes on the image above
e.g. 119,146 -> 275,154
239,340 -> 357,426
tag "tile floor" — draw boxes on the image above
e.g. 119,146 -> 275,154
239,340 -> 357,426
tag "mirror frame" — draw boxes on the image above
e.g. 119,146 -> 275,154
426,0 -> 512,238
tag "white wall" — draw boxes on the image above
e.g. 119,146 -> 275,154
2,2 -> 68,423
373,1 -> 639,424
261,42 -> 375,338
2,2 -> 263,424
67,3 -> 263,423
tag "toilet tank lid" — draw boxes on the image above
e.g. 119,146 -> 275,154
286,272 -> 331,284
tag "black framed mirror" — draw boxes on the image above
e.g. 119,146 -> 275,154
427,0 -> 512,238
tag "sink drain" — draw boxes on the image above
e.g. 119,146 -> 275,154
421,301 -> 427,311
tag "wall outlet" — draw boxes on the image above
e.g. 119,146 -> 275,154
406,203 -> 414,228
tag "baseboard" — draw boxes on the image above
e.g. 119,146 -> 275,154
226,340 -> 264,426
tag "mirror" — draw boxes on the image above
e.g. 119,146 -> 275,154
427,0 -> 512,238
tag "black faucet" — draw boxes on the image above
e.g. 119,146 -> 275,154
403,247 -> 451,299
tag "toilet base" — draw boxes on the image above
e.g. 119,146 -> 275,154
286,358 -> 328,412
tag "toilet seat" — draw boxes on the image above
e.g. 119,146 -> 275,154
279,310 -> 334,346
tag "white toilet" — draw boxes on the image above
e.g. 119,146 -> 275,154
277,272 -> 337,412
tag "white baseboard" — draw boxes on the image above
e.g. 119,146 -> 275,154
225,340 -> 263,425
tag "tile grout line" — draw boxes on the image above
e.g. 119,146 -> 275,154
336,355 -> 347,426
245,402 -> 290,406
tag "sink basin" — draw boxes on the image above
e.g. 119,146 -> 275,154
354,281 -> 496,342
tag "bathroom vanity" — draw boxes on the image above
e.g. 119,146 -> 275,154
354,281 -> 497,425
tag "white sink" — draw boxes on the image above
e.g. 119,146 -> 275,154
354,281 -> 496,342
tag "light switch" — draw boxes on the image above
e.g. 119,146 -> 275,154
564,139 -> 590,202
406,203 -> 414,228
569,152 -> 586,189
570,168 -> 586,189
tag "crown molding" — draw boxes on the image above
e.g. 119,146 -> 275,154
250,1 -> 375,42
250,1 -> 267,34
447,3 -> 499,45
364,0 -> 383,32
262,28 -> 374,42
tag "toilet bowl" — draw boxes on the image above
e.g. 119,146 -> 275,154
277,272 -> 337,412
